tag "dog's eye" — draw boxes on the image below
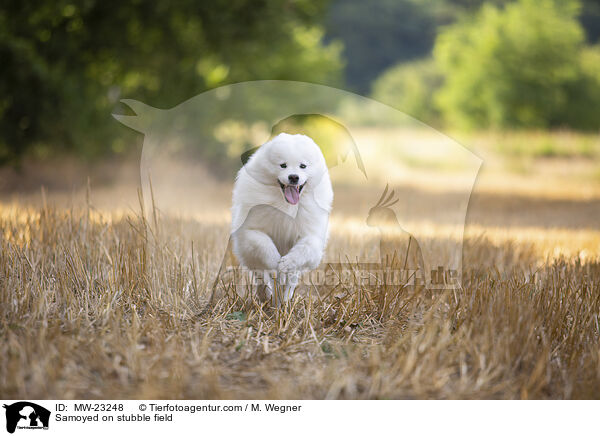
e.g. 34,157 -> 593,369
300,164 -> 307,169
280,163 -> 287,168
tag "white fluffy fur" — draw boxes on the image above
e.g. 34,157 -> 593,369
231,133 -> 333,304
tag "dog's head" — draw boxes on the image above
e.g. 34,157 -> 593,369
249,133 -> 327,205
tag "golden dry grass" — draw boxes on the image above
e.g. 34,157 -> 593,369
1,181 -> 599,399
2,127 -> 600,399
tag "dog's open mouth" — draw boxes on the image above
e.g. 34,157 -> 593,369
278,180 -> 306,205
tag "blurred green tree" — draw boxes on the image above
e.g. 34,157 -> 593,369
433,0 -> 596,129
371,58 -> 443,125
0,0 -> 343,164
325,0 -> 437,94
324,0 -> 600,96
562,45 -> 600,130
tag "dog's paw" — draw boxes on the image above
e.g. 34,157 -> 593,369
277,255 -> 297,273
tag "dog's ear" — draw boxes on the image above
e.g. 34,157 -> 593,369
241,146 -> 260,166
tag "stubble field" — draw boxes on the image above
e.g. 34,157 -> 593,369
1,130 -> 600,399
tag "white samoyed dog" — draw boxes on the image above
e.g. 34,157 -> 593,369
231,133 -> 333,304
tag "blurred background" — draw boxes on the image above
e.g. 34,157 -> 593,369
2,0 -> 600,162
0,0 -> 599,262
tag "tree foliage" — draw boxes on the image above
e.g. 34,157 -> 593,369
371,58 -> 443,125
0,0 -> 343,163
327,0 -> 600,97
433,0 -> 598,129
325,0 -> 437,94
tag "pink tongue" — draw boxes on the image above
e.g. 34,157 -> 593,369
284,185 -> 300,205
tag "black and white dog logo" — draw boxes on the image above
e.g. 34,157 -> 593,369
3,402 -> 50,434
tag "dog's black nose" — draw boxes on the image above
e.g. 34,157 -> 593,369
288,174 -> 299,184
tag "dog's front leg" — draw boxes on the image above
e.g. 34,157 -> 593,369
275,270 -> 300,306
233,229 -> 281,270
233,229 -> 281,302
276,235 -> 324,304
254,269 -> 276,302
278,236 -> 324,273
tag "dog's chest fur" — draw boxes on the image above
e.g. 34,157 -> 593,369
243,201 -> 318,255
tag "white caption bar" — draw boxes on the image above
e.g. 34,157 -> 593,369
1,400 -> 596,435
